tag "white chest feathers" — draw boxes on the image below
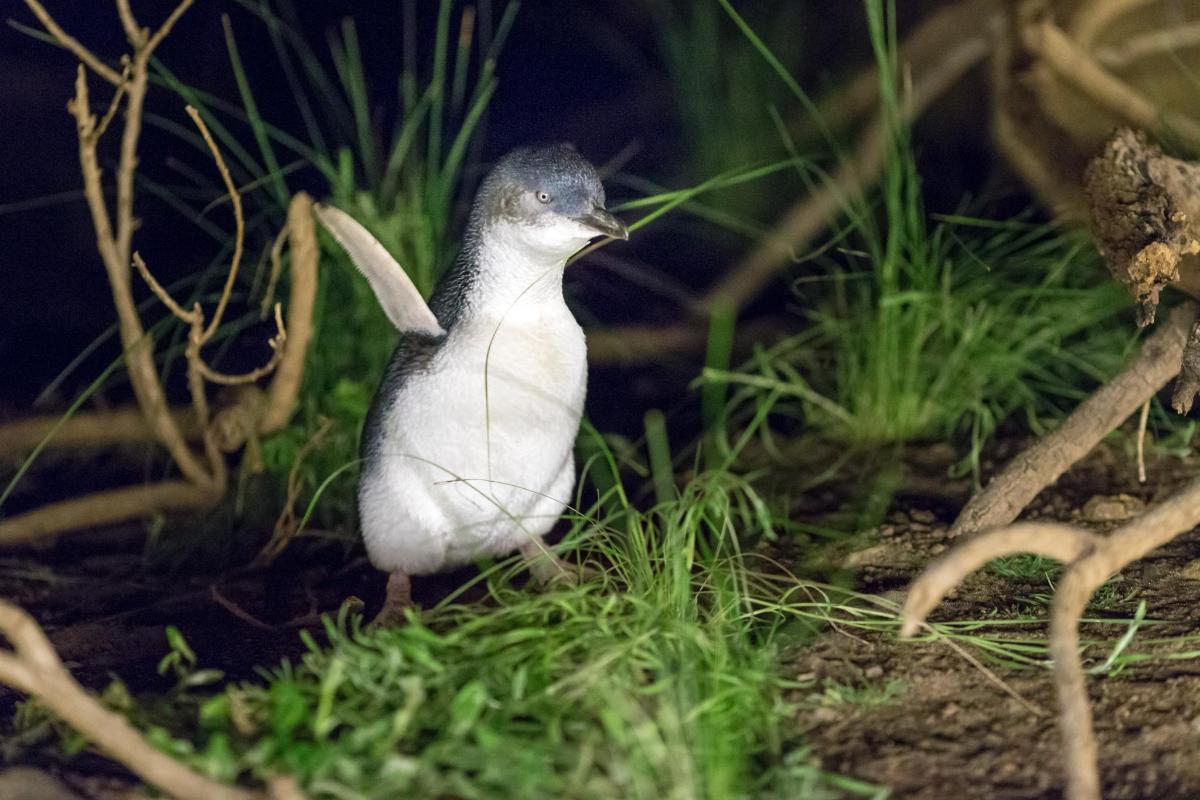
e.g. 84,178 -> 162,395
358,290 -> 588,575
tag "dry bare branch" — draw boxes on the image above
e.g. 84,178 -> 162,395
901,522 -> 1099,635
1068,0 -> 1158,49
1135,398 -> 1150,483
0,408 -> 201,457
114,0 -> 144,47
67,62 -> 214,489
260,193 -> 317,434
950,301 -> 1195,538
131,252 -> 200,323
0,600 -> 254,799
185,105 -> 244,344
22,0 -> 122,85
1,0 -> 313,554
0,481 -> 215,548
261,222 -> 290,317
1096,23 -> 1200,68
1023,17 -> 1200,152
905,477 -> 1200,800
197,304 -> 288,386
145,0 -> 195,54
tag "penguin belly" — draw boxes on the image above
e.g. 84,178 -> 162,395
358,308 -> 587,575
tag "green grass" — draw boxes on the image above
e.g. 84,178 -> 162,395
113,426 -> 891,800
696,0 -> 1142,505
646,1 -> 808,222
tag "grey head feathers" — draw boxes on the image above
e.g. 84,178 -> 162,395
468,143 -> 627,240
426,142 -> 626,330
475,142 -> 606,224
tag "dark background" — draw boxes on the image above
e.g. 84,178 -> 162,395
0,0 -> 984,421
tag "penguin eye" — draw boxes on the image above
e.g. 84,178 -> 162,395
536,191 -> 551,204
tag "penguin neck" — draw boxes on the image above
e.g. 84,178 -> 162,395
431,220 -> 571,330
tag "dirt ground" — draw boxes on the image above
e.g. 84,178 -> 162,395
4,440 -> 1200,798
801,443 -> 1200,799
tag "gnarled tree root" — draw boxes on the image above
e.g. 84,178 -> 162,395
904,476 -> 1200,800
950,300 -> 1195,539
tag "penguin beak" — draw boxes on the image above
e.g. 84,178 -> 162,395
575,206 -> 628,240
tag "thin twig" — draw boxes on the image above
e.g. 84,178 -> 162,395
23,0 -> 122,85
92,62 -> 131,141
197,304 -> 288,386
114,0 -> 144,47
210,585 -> 275,631
145,0 -> 196,54
185,105 -> 244,343
261,222 -> 290,317
1136,399 -> 1150,484
259,193 -> 318,434
131,252 -> 200,324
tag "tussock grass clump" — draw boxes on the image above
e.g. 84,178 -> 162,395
702,0 -> 1138,490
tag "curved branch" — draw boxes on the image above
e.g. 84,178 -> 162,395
901,522 -> 1098,637
259,193 -> 317,434
0,601 -> 253,800
951,301 -> 1195,538
906,476 -> 1200,800
1024,18 -> 1200,152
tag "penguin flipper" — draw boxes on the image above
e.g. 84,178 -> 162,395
313,203 -> 445,336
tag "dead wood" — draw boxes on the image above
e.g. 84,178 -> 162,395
993,1 -> 1200,218
0,408 -> 200,457
950,300 -> 1194,539
0,481 -> 215,546
1085,128 -> 1200,326
259,193 -> 317,434
2,2 -> 316,544
0,599 -> 255,800
904,476 -> 1200,800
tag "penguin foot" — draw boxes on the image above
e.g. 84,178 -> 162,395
370,569 -> 415,627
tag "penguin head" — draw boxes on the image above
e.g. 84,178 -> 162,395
474,143 -> 628,259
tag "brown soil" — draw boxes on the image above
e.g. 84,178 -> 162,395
800,443 -> 1200,799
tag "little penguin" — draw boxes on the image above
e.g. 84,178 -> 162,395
315,143 -> 627,624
